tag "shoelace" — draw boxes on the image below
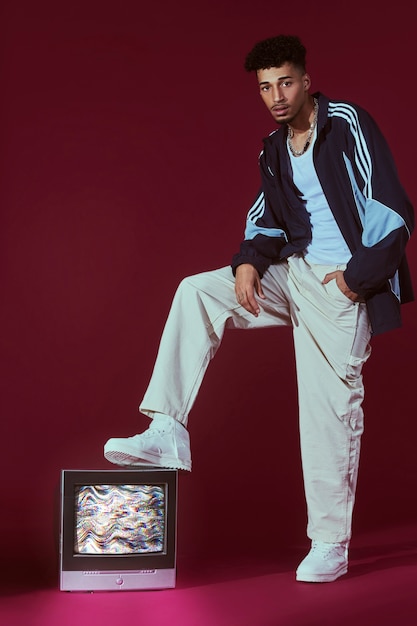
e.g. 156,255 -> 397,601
311,541 -> 346,559
146,425 -> 172,435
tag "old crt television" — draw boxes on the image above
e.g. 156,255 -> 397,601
60,468 -> 177,591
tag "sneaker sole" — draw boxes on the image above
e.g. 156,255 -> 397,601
296,564 -> 348,583
104,448 -> 191,472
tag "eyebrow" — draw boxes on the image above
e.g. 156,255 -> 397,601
258,75 -> 292,86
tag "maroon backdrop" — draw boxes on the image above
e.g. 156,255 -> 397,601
1,0 -> 416,585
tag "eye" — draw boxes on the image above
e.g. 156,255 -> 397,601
282,81 -> 292,87
260,85 -> 270,92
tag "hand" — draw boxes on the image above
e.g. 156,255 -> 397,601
235,264 -> 265,316
322,270 -> 362,302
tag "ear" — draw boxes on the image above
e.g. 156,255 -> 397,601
303,73 -> 311,91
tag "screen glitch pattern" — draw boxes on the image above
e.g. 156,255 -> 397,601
74,484 -> 165,555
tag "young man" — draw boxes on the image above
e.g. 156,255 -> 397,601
104,36 -> 414,582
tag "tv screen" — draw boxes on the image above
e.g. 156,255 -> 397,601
60,469 -> 177,591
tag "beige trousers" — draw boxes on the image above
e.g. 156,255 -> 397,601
140,255 -> 371,542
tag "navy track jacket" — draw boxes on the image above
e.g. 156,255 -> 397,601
231,92 -> 414,335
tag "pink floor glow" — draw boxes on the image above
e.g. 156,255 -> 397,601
3,523 -> 417,626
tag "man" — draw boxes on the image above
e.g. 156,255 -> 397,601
104,35 -> 414,582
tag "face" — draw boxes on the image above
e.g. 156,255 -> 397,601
257,62 -> 311,125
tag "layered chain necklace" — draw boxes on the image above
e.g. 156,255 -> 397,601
287,98 -> 319,157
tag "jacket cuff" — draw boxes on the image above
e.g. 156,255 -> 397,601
231,253 -> 270,278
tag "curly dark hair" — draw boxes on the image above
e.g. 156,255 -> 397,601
244,35 -> 306,73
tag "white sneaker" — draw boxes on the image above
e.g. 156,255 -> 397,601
296,540 -> 348,583
104,415 -> 191,471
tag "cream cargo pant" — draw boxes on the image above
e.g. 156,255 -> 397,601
140,255 -> 372,542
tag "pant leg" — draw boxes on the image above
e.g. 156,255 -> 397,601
288,255 -> 372,542
140,264 -> 292,425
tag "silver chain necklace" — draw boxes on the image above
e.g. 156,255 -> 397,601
287,98 -> 319,157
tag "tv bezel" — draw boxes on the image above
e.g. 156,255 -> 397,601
60,468 -> 177,573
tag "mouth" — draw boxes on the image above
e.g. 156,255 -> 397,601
272,106 -> 289,117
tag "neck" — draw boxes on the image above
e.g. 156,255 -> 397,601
287,96 -> 319,157
288,95 -> 316,134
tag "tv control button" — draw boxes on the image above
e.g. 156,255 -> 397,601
115,577 -> 124,586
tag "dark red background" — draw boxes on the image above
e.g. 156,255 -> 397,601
1,0 -> 416,587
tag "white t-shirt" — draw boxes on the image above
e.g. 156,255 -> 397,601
288,129 -> 351,264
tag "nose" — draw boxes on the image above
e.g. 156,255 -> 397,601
272,85 -> 285,102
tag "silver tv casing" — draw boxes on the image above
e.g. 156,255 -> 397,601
59,468 -> 177,592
